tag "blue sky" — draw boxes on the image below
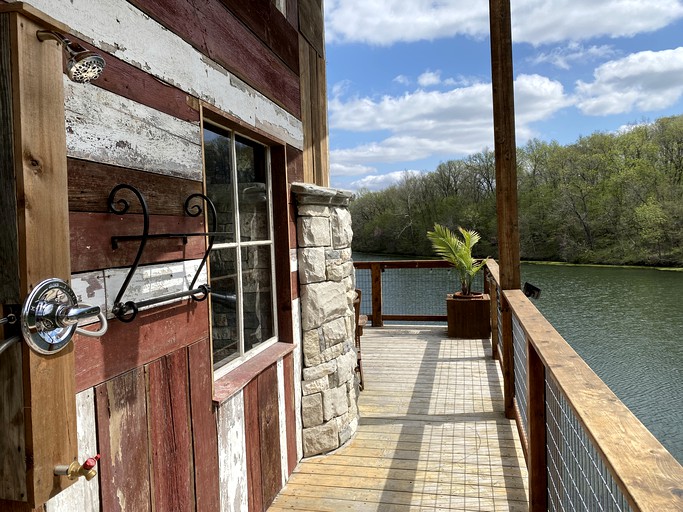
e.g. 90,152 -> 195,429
324,0 -> 683,191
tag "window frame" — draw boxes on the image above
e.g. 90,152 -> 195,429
202,119 -> 279,380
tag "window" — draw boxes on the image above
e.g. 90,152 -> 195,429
203,122 -> 277,373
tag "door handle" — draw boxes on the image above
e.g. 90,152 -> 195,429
20,278 -> 108,355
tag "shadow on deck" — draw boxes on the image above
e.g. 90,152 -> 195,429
271,326 -> 529,511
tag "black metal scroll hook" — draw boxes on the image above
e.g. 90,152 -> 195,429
184,193 -> 217,297
108,184 -> 149,322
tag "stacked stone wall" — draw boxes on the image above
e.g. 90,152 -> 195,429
291,183 -> 359,457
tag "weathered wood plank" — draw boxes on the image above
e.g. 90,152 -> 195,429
188,339 -> 220,512
0,10 -> 77,505
0,340 -> 26,502
298,0 -> 324,56
95,368 -> 151,512
70,212 -> 205,273
258,363 -> 282,508
291,298 -> 303,461
68,159 -> 203,215
271,145 -> 295,338
0,11 -> 19,303
217,391 -> 248,512
45,389 -> 100,512
74,301 -> 209,392
19,0 -> 303,148
104,259 -> 208,314
244,379 -> 263,512
285,0 -> 298,28
283,352 -> 298,476
272,326 -> 529,511
212,342 -> 295,404
276,358 -> 289,486
219,0 -> 299,73
298,35 -> 314,184
146,348 -> 194,512
64,79 -> 202,181
129,0 -> 299,116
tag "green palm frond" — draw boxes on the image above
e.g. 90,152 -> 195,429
427,224 -> 488,295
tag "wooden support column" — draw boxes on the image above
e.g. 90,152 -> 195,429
0,4 -> 77,507
489,0 -> 520,420
370,263 -> 383,327
527,341 -> 548,512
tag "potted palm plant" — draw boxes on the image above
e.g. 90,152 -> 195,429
427,224 -> 491,338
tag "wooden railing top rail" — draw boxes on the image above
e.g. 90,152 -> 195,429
485,259 -> 500,286
504,289 -> 683,511
353,260 -> 452,269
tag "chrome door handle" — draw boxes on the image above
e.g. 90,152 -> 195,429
21,278 -> 108,355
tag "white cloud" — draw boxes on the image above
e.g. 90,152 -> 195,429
530,43 -> 617,69
325,0 -> 683,46
576,48 -> 683,115
418,70 -> 442,87
393,75 -> 410,85
330,162 -> 377,177
349,170 -> 423,191
329,74 -> 570,171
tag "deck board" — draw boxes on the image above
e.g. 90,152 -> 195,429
270,326 -> 529,511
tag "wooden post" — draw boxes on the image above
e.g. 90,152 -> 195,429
0,4 -> 78,507
489,0 -> 520,421
370,263 -> 383,327
489,277 -> 499,360
527,342 -> 548,512
501,297 -> 514,418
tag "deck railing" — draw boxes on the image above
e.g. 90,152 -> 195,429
353,260 -> 484,326
484,260 -> 683,512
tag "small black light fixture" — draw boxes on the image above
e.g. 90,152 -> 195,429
523,282 -> 541,299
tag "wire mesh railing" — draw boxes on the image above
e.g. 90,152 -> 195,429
512,313 -> 528,437
353,260 -> 484,324
546,373 -> 633,512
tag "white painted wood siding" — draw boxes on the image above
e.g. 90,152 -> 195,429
292,297 -> 304,462
71,259 -> 207,320
45,388 -> 100,512
12,0 -> 303,149
217,391 -> 249,512
65,80 -> 202,180
276,357 -> 288,486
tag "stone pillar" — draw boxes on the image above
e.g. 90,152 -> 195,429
291,183 -> 359,457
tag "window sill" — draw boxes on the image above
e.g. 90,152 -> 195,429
212,341 -> 295,405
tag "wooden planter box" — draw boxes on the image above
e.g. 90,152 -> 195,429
447,294 -> 491,338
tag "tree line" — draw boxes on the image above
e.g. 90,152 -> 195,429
349,115 -> 683,266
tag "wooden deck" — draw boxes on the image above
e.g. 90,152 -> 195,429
271,326 -> 529,511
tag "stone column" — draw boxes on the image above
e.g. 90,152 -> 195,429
291,183 -> 359,457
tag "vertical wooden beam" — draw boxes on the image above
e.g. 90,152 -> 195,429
147,349 -> 195,512
314,51 -> 329,187
489,0 -> 520,291
527,342 -> 548,511
489,0 -> 519,423
244,380 -> 263,512
370,263 -> 383,327
0,6 -> 77,506
188,340 -> 220,512
258,364 -> 282,509
95,369 -> 152,511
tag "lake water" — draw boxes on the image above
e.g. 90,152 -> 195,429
354,254 -> 683,464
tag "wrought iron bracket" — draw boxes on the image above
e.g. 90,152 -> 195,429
108,184 -> 217,323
